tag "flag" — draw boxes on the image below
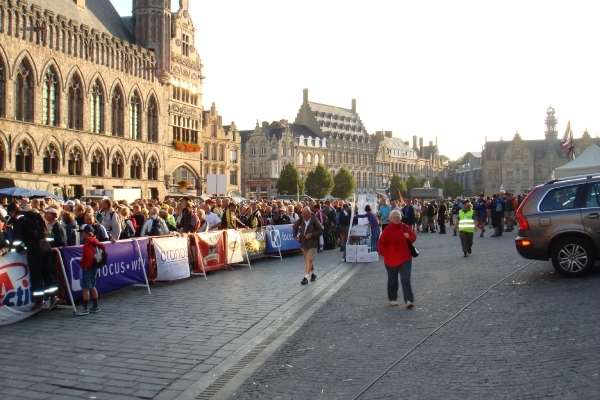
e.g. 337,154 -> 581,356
398,190 -> 403,203
560,121 -> 574,158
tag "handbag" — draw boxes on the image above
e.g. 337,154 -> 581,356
403,224 -> 419,258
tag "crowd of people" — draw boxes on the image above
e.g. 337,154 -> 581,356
0,190 -> 522,315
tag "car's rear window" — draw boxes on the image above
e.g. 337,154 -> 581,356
539,185 -> 579,211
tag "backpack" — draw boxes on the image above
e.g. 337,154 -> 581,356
22,211 -> 50,241
148,218 -> 162,236
109,210 -> 126,234
92,244 -> 108,268
495,200 -> 503,213
119,219 -> 136,239
451,203 -> 459,215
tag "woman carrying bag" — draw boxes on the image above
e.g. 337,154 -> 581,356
378,209 -> 417,308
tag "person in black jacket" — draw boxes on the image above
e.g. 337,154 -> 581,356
437,201 -> 447,234
44,208 -> 67,248
402,199 -> 416,228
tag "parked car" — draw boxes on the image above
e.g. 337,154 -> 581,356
515,174 -> 600,277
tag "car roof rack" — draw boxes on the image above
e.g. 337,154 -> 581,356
544,174 -> 600,185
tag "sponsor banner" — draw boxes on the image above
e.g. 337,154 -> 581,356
0,252 -> 38,326
225,230 -> 244,264
152,236 -> 191,281
62,238 -> 149,300
240,227 -> 267,260
196,232 -> 227,272
266,225 -> 302,253
357,194 -> 377,225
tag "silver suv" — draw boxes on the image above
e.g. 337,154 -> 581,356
515,175 -> 600,277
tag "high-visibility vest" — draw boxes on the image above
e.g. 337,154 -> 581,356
458,209 -> 475,232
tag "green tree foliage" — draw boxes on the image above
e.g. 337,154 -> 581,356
305,164 -> 334,199
453,181 -> 465,197
419,177 -> 427,187
431,176 -> 443,188
331,167 -> 356,199
389,175 -> 408,199
443,178 -> 455,198
276,162 -> 304,195
406,175 -> 420,194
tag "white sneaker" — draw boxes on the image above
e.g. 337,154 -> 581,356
389,301 -> 398,306
406,301 -> 414,308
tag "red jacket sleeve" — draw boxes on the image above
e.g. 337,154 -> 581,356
80,241 -> 94,269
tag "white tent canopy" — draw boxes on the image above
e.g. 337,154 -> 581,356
552,145 -> 600,179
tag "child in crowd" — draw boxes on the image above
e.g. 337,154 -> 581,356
75,224 -> 106,316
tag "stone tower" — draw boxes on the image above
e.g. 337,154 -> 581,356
545,105 -> 558,141
132,0 -> 172,84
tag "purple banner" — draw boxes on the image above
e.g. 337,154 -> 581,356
61,238 -> 149,301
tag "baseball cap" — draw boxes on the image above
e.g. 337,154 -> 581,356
205,199 -> 215,204
43,208 -> 59,215
7,202 -> 20,213
65,200 -> 75,206
77,224 -> 95,233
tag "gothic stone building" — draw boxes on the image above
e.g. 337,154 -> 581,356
0,0 -> 238,200
483,106 -> 600,195
240,120 -> 328,199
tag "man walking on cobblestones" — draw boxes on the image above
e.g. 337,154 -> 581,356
293,207 -> 323,285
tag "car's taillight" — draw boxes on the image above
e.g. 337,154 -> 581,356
515,187 -> 540,231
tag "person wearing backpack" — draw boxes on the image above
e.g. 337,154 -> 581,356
142,207 -> 169,236
75,224 -> 107,316
118,207 -> 137,240
99,199 -> 122,241
489,193 -> 505,237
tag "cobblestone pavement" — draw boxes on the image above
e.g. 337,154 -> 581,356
2,230 -> 600,400
231,230 -> 600,399
0,249 -> 358,400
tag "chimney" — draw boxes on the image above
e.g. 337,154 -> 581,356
413,135 -> 417,149
74,0 -> 85,8
303,88 -> 309,104
385,131 -> 393,138
262,121 -> 269,129
351,99 -> 356,113
419,138 -> 423,148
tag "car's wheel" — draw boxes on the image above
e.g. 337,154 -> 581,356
551,237 -> 595,277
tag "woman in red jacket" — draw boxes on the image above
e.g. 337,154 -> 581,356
378,210 -> 417,308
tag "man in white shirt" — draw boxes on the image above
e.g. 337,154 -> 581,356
203,203 -> 222,231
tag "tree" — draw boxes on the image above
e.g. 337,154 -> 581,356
419,177 -> 427,187
305,163 -> 334,199
331,167 -> 356,199
406,175 -> 420,194
389,175 -> 408,199
431,176 -> 443,189
444,178 -> 455,198
453,181 -> 465,197
276,162 -> 304,195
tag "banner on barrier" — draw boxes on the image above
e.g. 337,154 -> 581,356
266,225 -> 301,253
62,238 -> 149,300
0,252 -> 38,326
240,227 -> 267,260
196,232 -> 226,272
225,230 -> 244,264
153,236 -> 191,281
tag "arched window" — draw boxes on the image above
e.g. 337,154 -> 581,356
43,143 -> 60,174
0,141 -> 5,171
147,95 -> 158,142
130,154 -> 142,179
67,74 -> 83,130
281,144 -> 286,156
147,156 -> 158,180
307,153 -> 312,166
299,153 -> 304,165
15,59 -> 34,122
219,166 -> 224,175
211,144 -> 216,160
111,152 -> 124,178
42,67 -> 59,126
111,86 -> 124,137
15,140 -> 33,172
91,149 -> 104,177
211,165 -> 217,175
90,79 -> 104,133
218,145 -> 224,161
129,91 -> 141,140
0,57 -> 6,118
68,146 -> 83,176
315,154 -> 320,165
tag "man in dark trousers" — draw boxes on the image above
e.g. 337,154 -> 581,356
402,199 -> 416,229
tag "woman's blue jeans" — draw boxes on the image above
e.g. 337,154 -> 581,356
385,261 -> 413,303
371,225 -> 380,252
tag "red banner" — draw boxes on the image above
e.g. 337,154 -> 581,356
195,232 -> 227,272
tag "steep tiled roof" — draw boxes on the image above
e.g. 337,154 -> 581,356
308,102 -> 367,137
289,124 -> 319,139
30,0 -> 134,42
